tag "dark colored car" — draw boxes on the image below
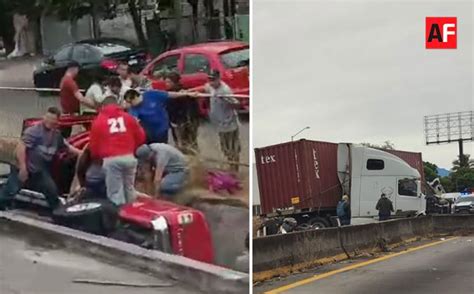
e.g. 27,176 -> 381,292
453,195 -> 474,214
33,38 -> 150,89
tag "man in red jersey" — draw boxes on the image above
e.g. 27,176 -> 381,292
89,96 -> 146,206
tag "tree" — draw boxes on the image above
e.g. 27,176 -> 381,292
450,167 -> 474,192
361,140 -> 395,150
423,161 -> 439,182
43,0 -> 150,46
452,154 -> 474,172
439,176 -> 454,192
127,0 -> 147,47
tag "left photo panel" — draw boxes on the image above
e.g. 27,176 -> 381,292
0,1 -> 250,293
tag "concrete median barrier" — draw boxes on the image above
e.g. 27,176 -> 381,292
0,211 -> 249,294
432,214 -> 474,233
254,215 -> 474,281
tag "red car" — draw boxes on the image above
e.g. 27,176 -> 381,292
141,41 -> 249,116
13,115 -> 214,264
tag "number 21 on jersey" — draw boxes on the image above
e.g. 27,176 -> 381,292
108,117 -> 127,133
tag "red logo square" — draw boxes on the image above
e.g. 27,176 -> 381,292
426,17 -> 457,49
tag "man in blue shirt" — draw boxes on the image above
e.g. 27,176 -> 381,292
124,88 -> 197,144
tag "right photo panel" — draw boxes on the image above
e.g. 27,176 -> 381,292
252,0 -> 473,293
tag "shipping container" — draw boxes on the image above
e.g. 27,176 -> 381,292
255,140 -> 341,215
255,139 -> 426,215
384,149 -> 425,187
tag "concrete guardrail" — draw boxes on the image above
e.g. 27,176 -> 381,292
0,211 -> 249,294
254,215 -> 474,281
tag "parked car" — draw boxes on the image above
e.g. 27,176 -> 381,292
453,195 -> 474,214
141,41 -> 249,116
33,38 -> 150,89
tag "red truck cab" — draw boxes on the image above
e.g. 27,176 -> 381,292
19,115 -> 214,264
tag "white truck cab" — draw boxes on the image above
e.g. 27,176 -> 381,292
338,144 -> 425,218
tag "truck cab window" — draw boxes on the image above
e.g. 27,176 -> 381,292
398,178 -> 418,197
366,159 -> 384,170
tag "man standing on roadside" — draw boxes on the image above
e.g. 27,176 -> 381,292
337,195 -> 351,225
14,107 -> 81,211
376,193 -> 394,221
204,70 -> 241,172
89,96 -> 146,206
59,61 -> 95,136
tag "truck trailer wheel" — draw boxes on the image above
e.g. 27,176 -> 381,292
309,217 -> 329,229
52,199 -> 118,235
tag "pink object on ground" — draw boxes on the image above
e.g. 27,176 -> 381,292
207,170 -> 242,194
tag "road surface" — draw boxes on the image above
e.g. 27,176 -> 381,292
0,234 -> 195,294
257,236 -> 474,294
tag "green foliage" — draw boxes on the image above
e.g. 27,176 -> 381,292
440,177 -> 455,192
452,154 -> 474,171
423,161 -> 438,182
435,154 -> 474,193
450,167 -> 474,191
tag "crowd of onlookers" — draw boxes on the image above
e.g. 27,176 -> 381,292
0,60 -> 243,212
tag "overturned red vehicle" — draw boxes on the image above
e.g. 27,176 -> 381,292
15,115 -> 214,264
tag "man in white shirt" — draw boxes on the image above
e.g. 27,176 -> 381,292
81,76 -> 105,115
117,62 -> 132,87
81,76 -> 123,114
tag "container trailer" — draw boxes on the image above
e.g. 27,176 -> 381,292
255,139 -> 426,228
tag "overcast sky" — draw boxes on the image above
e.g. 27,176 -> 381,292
252,0 -> 473,169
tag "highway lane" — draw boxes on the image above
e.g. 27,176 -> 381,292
259,236 -> 474,294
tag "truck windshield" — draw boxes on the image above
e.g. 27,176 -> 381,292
398,178 -> 418,197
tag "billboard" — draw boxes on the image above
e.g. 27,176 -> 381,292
424,111 -> 473,145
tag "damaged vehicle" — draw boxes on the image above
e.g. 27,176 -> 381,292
0,115 -> 214,264
453,194 -> 474,214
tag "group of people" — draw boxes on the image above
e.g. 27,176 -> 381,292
337,193 -> 395,226
0,60 -> 242,212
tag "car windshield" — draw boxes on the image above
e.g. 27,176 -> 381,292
455,196 -> 474,203
220,48 -> 249,69
93,42 -> 133,55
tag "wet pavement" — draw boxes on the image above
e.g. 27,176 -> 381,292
0,234 -> 195,294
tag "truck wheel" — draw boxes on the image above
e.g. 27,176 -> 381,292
52,199 -> 117,235
309,217 -> 329,229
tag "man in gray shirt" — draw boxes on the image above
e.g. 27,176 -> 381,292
16,107 -> 81,210
204,70 -> 241,172
136,143 -> 188,199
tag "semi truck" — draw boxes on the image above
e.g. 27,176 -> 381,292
255,139 -> 426,230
